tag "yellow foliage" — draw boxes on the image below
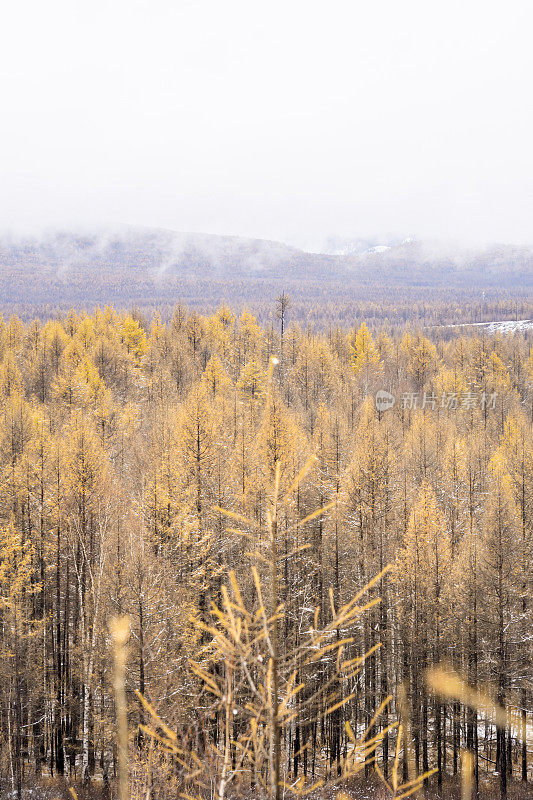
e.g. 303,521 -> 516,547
0,522 -> 35,612
120,314 -> 148,364
350,322 -> 382,377
0,351 -> 23,397
237,360 -> 266,402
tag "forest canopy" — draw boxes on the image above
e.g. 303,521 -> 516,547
0,305 -> 530,800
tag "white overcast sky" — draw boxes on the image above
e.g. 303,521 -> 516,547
1,0 -> 532,248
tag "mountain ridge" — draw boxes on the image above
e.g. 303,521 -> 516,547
3,225 -> 533,278
0,226 -> 531,325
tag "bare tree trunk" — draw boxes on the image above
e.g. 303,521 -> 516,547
521,688 -> 527,783
270,514 -> 281,800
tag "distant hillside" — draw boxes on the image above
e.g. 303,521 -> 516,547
0,227 -> 531,327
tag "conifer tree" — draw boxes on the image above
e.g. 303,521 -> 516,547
350,322 -> 382,379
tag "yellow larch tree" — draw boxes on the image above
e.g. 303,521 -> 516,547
349,322 -> 382,380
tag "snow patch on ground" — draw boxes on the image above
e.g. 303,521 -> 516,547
443,319 -> 533,334
364,245 -> 392,254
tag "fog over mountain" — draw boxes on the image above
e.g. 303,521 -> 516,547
0,226 -> 531,328
2,225 -> 533,277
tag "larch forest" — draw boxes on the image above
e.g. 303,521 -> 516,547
0,303 -> 531,800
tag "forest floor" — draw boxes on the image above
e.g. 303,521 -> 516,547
1,775 -> 532,800
322,773 -> 532,799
